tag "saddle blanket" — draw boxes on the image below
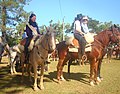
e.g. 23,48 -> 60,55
69,45 -> 92,52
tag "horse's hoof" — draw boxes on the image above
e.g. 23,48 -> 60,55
100,77 -> 103,81
60,76 -> 66,81
34,87 -> 39,91
11,72 -> 14,75
97,77 -> 101,82
39,86 -> 44,90
90,81 -> 95,86
14,71 -> 17,74
95,81 -> 100,85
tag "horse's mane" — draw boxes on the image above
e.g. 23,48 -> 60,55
94,29 -> 110,46
34,35 -> 44,46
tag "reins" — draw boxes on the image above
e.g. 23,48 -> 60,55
93,38 -> 104,50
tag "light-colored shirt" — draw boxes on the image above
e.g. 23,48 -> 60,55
74,20 -> 83,34
81,23 -> 89,34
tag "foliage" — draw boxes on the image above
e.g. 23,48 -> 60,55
40,20 -> 71,42
0,0 -> 31,46
0,4 -> 120,46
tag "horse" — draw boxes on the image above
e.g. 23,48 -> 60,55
48,45 -> 59,61
9,45 -> 21,75
112,43 -> 120,59
0,37 -> 12,66
18,26 -> 56,91
56,25 -> 120,86
0,37 -> 7,62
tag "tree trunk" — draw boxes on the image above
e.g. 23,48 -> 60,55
1,3 -> 7,43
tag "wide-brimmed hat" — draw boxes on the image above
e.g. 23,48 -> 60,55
82,16 -> 89,21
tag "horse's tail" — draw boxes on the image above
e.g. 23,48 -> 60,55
56,41 -> 69,54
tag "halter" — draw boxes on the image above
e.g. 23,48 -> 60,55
41,33 -> 53,52
109,27 -> 119,43
94,39 -> 104,49
41,37 -> 49,52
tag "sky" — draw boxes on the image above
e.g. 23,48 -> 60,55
24,0 -> 120,26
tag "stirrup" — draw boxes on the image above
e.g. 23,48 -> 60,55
81,54 -> 87,62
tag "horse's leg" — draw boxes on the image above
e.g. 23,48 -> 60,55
28,63 -> 32,83
11,60 -> 17,75
94,61 -> 100,85
21,61 -> 24,83
12,57 -> 17,74
8,54 -> 11,65
89,59 -> 96,86
97,60 -> 103,81
60,56 -> 70,81
33,64 -> 39,91
39,63 -> 44,90
0,57 -> 2,63
10,58 -> 14,75
68,59 -> 72,75
57,59 -> 64,81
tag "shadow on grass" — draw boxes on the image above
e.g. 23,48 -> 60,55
46,71 -> 90,85
0,65 -> 33,94
0,63 -> 90,93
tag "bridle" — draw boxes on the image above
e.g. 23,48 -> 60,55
41,31 -> 55,53
109,27 -> 119,43
41,34 -> 49,52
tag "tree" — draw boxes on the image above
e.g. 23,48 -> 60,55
0,0 -> 31,45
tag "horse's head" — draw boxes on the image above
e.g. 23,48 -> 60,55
108,24 -> 120,44
0,43 -> 5,58
0,42 -> 10,59
45,26 -> 56,53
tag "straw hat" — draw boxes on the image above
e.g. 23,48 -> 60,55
82,16 -> 89,21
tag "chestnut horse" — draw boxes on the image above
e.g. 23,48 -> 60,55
56,25 -> 120,86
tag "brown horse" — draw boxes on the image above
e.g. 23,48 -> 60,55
19,26 -> 56,91
56,25 -> 120,86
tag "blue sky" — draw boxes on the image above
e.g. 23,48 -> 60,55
24,0 -> 120,26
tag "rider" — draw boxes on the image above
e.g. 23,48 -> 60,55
74,14 -> 89,63
24,13 -> 40,58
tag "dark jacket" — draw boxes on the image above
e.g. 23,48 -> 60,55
25,20 -> 40,38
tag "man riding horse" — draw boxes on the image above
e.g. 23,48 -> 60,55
73,14 -> 89,63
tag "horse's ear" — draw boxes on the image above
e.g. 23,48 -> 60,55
114,24 -> 117,28
110,25 -> 115,31
44,25 -> 48,31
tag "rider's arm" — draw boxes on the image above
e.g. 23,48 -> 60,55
74,20 -> 85,35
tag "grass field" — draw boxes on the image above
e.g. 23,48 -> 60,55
0,57 -> 120,94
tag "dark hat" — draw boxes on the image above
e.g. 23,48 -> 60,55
77,14 -> 82,20
29,13 -> 36,19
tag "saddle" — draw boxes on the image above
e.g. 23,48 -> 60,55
20,38 -> 27,46
65,36 -> 92,52
18,38 -> 30,53
18,36 -> 40,53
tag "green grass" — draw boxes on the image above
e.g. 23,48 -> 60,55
0,58 -> 120,94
